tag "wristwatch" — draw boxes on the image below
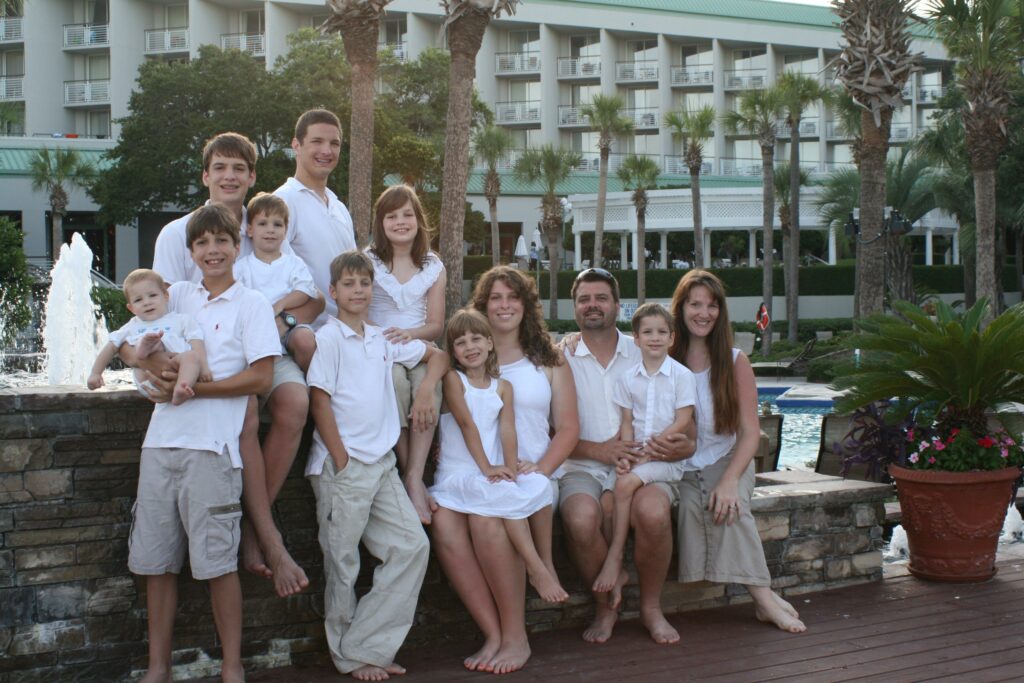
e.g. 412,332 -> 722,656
278,311 -> 297,329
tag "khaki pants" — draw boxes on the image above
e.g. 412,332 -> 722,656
310,452 -> 430,673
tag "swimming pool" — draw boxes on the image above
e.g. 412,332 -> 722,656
758,388 -> 829,470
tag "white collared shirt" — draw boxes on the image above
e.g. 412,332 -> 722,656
152,202 -> 260,284
305,318 -> 426,474
563,330 -> 641,474
142,281 -> 281,467
274,177 -> 356,325
233,252 -> 318,306
612,356 -> 696,443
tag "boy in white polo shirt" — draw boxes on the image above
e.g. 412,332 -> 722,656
127,203 -> 279,683
306,250 -> 447,680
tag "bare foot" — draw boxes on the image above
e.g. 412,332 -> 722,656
404,475 -> 433,525
527,564 -> 568,603
640,608 -> 680,645
464,638 -> 501,671
240,523 -> 272,579
221,661 -> 246,683
592,556 -> 622,596
139,667 -> 172,683
772,592 -> 801,620
582,601 -> 619,643
350,664 -> 391,681
171,381 -> 194,406
136,332 -> 164,359
607,568 -> 628,611
383,664 -> 406,676
488,637 -> 531,675
755,598 -> 807,633
266,545 -> 309,597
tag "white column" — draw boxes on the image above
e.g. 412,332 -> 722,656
660,231 -> 668,269
925,228 -> 934,266
703,230 -> 711,267
828,227 -> 837,265
539,24 -> 559,147
711,38 -> 726,175
952,231 -> 960,265
620,232 -> 629,269
574,232 -> 582,270
632,231 -> 640,269
600,29 -> 616,97
748,229 -> 757,267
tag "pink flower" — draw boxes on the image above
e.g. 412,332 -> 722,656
932,440 -> 946,451
1003,437 -> 1016,446
928,456 -> 937,464
908,453 -> 920,464
1001,448 -> 1009,458
906,428 -> 915,441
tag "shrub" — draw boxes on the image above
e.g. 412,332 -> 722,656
92,286 -> 131,331
0,218 -> 32,348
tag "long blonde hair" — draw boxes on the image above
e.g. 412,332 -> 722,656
669,270 -> 738,435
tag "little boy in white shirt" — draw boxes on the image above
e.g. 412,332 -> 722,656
306,250 -> 447,680
592,302 -> 696,604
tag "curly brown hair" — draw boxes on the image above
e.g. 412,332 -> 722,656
471,266 -> 561,368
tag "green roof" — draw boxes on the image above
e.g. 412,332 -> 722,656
0,146 -> 112,177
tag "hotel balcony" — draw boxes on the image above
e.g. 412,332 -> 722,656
664,155 -> 712,175
221,32 -> 265,58
63,23 -> 109,51
378,41 -> 406,62
495,51 -> 540,76
825,121 -> 851,141
557,55 -> 600,79
624,107 -> 659,130
557,105 -> 591,128
0,15 -> 22,43
823,160 -> 856,173
720,156 -> 763,177
917,85 -> 947,103
64,79 -> 110,106
145,27 -> 189,55
494,100 -> 541,125
776,117 -> 819,138
724,69 -> 766,90
670,66 -> 714,87
0,74 -> 23,101
616,60 -> 658,84
890,123 -> 913,141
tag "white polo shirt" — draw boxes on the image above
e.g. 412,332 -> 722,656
233,253 -> 318,306
305,317 -> 426,475
274,177 -> 356,324
563,331 -> 641,475
141,280 -> 281,467
612,356 -> 696,443
152,203 -> 258,284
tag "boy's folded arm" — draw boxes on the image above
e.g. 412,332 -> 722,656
274,289 -> 312,315
286,291 -> 325,323
311,387 -> 349,469
192,355 -> 274,397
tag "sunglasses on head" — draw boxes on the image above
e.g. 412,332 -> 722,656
574,267 -> 615,283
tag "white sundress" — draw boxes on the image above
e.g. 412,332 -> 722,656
430,371 -> 552,519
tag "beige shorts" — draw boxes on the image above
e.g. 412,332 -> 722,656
558,468 -> 679,510
392,361 -> 442,429
128,447 -> 243,580
271,354 -> 306,392
676,454 -> 771,586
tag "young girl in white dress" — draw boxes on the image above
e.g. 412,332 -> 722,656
367,184 -> 446,524
431,308 -> 567,603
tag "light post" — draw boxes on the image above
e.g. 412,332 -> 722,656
559,197 -> 572,264
845,206 -> 913,307
532,227 -> 544,285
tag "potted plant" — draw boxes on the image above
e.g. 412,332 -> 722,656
833,298 -> 1024,582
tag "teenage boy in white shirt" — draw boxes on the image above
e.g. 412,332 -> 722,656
126,203 -> 279,683
307,250 -> 447,681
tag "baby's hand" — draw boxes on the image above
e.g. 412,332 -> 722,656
485,465 -> 515,482
384,327 -> 413,344
615,456 -> 632,475
87,373 -> 104,390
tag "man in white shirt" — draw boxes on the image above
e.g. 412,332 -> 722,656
560,268 -> 695,646
274,109 -> 356,327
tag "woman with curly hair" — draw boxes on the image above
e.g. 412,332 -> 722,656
430,266 -> 579,674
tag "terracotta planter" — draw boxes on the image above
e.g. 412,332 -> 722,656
890,464 -> 1022,582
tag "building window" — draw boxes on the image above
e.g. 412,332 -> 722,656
570,34 -> 599,58
680,44 -> 712,67
88,109 -> 110,138
166,4 -> 188,28
381,18 -> 406,45
86,0 -> 108,24
509,29 -> 539,53
627,39 -> 657,61
241,9 -> 264,35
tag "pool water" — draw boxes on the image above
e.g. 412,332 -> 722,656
758,391 -> 828,471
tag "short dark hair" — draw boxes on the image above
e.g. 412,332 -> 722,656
202,132 -> 257,172
186,203 -> 240,249
329,250 -> 374,286
295,109 -> 342,143
246,192 -> 289,224
631,302 -> 673,334
571,267 -> 620,302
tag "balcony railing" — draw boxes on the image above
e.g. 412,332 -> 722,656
901,84 -> 912,99
0,75 -> 23,101
890,123 -> 913,141
557,55 -> 601,79
671,66 -> 713,87
823,161 -> 856,173
145,27 -> 189,54
0,16 -> 23,42
624,107 -> 659,129
664,155 -> 713,175
495,51 -> 540,75
616,60 -> 658,83
557,105 -> 591,127
917,86 -> 947,103
825,121 -> 851,140
720,157 -> 763,177
378,41 -> 406,62
221,32 -> 265,57
64,23 -> 109,49
494,100 -> 541,125
64,79 -> 110,105
776,117 -> 819,138
724,69 -> 766,90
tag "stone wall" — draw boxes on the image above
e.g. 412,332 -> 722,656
0,386 -> 892,682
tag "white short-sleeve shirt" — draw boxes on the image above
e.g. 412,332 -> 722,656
233,253 -> 318,307
305,317 -> 426,474
612,356 -> 696,443
274,177 -> 356,324
563,331 -> 641,475
366,250 -> 444,330
107,312 -> 202,355
141,281 -> 281,467
152,203 -> 261,284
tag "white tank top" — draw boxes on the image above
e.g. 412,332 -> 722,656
437,371 -> 503,478
685,347 -> 741,471
499,356 -> 562,476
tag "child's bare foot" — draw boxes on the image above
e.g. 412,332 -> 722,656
221,661 -> 246,683
266,546 -> 309,597
136,332 -> 164,359
464,637 -> 501,671
640,607 -> 680,645
592,556 -> 622,597
171,381 -> 194,406
403,475 -> 434,525
350,663 -> 405,680
488,637 -> 531,675
755,597 -> 807,633
527,565 -> 568,603
772,592 -> 801,619
240,524 -> 272,579
582,599 -> 619,643
139,667 -> 172,683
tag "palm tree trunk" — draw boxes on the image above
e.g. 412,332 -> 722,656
760,148 -> 774,356
545,202 -> 561,321
439,7 -> 490,320
1015,229 -> 1022,295
339,18 -> 380,247
51,210 -> 64,260
488,195 -> 501,266
857,108 -> 890,318
787,121 -> 800,344
962,240 -> 976,308
637,209 -> 646,305
593,149 -> 609,267
691,171 -> 704,267
974,167 -> 997,324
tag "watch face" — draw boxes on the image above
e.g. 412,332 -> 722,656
282,312 -> 297,327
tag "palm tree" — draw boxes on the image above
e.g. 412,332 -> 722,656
832,0 -> 921,319
776,71 -> 827,342
721,87 -> 783,355
323,0 -> 392,246
773,162 -> 810,338
29,148 -> 96,260
580,94 -> 634,268
438,0 -> 519,318
473,125 -> 514,266
616,155 -> 660,304
931,0 -> 1019,324
665,105 -> 716,269
514,145 -> 583,320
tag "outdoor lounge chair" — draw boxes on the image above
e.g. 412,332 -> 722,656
750,337 -> 816,377
814,412 -> 876,482
755,413 -> 784,473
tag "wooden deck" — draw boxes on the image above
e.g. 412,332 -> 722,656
192,560 -> 1024,683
